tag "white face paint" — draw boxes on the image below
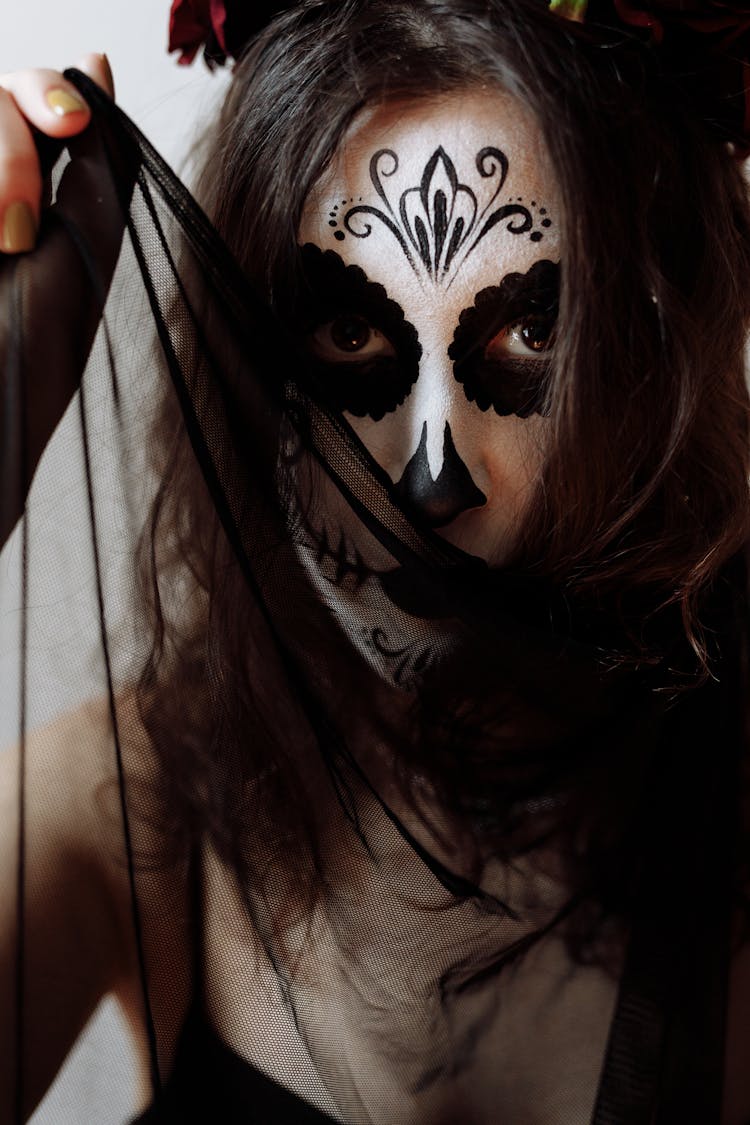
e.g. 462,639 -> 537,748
298,90 -> 562,566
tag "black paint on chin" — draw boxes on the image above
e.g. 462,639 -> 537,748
449,259 -> 560,418
296,243 -> 421,420
395,421 -> 487,528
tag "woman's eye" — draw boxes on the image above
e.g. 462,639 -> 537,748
308,315 -> 396,362
485,317 -> 556,361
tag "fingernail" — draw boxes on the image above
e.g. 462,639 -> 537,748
99,53 -> 114,97
2,202 -> 37,253
46,88 -> 88,116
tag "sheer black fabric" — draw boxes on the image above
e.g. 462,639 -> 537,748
1,72 -> 748,1124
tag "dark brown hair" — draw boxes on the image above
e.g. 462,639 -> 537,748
138,0 -> 750,951
199,0 -> 750,639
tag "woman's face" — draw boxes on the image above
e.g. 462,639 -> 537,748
298,90 -> 561,566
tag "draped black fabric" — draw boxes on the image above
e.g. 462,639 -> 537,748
1,72 -> 748,1124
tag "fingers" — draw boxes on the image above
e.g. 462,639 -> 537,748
0,58 -> 114,254
75,53 -> 115,99
0,87 -> 40,252
0,69 -> 91,139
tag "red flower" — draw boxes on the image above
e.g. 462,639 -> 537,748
613,0 -> 750,44
168,0 -> 228,66
168,0 -> 291,67
609,0 -> 750,152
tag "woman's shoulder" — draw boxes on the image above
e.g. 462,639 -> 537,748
0,693 -> 194,1116
2,691 -> 176,874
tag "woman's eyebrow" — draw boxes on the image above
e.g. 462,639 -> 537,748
296,243 -> 422,352
456,259 -> 561,330
298,242 -> 400,311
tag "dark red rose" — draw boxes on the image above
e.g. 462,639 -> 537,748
607,0 -> 750,154
613,0 -> 750,44
168,0 -> 227,66
168,0 -> 297,67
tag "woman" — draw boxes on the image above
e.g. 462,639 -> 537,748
1,1 -> 750,1121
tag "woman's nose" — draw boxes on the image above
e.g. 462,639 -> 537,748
395,420 -> 486,527
391,347 -> 487,528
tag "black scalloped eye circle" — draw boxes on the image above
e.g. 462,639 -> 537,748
295,244 -> 422,421
448,259 -> 560,419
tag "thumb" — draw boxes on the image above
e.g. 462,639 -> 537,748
74,52 -> 115,100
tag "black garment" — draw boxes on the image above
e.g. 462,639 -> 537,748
132,1007 -> 339,1125
1,72 -> 747,1124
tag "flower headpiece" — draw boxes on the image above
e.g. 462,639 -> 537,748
551,0 -> 750,153
168,0 -> 296,67
168,0 -> 750,154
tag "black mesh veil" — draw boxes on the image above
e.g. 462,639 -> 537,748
1,71 -> 748,1124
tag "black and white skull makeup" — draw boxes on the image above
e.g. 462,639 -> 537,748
298,91 -> 562,565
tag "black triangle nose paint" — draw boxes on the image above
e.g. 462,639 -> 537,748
395,421 -> 487,528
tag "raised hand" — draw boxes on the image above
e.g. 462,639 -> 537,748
0,53 -> 114,254
0,53 -> 126,548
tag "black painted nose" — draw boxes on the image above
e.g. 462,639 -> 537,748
395,422 -> 487,528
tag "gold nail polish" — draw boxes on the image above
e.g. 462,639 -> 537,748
2,202 -> 37,254
46,88 -> 88,116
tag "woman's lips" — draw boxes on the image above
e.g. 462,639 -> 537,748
378,557 -> 487,619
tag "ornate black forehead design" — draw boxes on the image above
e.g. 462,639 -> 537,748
328,146 -> 553,288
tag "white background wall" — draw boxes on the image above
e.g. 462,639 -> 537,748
2,5 -> 749,1123
1,4 -> 230,1122
1,0 -> 230,179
